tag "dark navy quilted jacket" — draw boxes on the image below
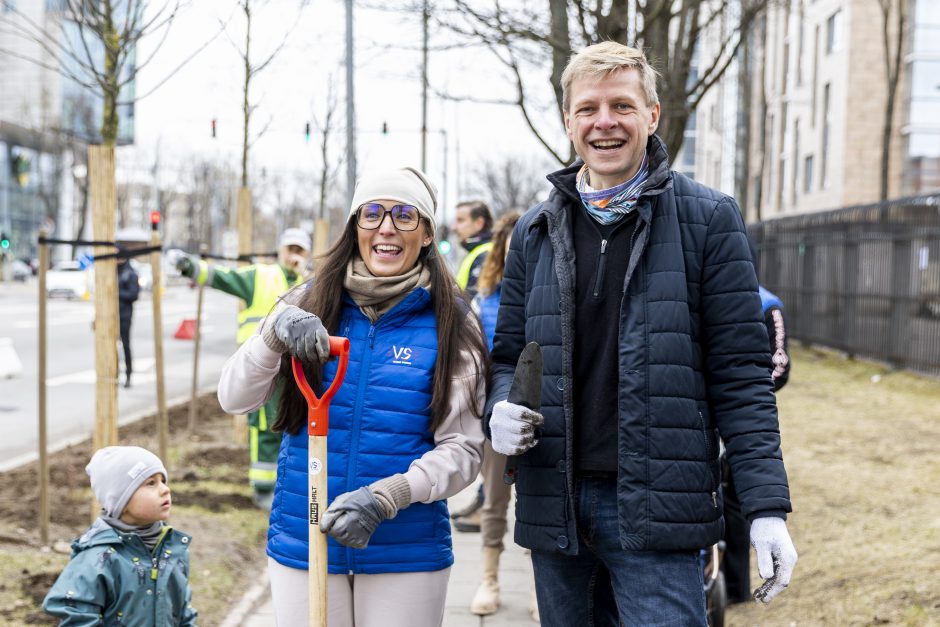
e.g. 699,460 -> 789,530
267,288 -> 453,574
486,136 -> 791,554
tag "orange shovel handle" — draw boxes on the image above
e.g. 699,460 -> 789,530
291,336 -> 350,436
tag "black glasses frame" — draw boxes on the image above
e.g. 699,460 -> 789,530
356,203 -> 422,232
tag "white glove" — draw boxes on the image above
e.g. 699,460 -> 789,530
749,516 -> 798,603
489,400 -> 544,456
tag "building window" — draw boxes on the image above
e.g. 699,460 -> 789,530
821,83 -> 831,189
826,10 -> 842,54
812,24 -> 820,126
796,2 -> 805,86
804,154 -> 815,193
792,118 -> 800,205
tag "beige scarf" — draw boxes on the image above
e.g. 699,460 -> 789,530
344,257 -> 432,323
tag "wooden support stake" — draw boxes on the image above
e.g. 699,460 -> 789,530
150,226 -> 169,462
89,145 -> 118,520
314,218 -> 331,257
37,229 -> 49,545
233,186 -> 252,446
188,246 -> 207,434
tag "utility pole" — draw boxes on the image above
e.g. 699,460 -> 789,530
421,0 -> 429,172
345,0 -> 357,205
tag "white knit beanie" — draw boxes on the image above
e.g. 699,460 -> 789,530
86,446 -> 168,518
348,166 -> 438,235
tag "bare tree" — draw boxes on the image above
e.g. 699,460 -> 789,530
311,75 -> 345,222
223,0 -> 308,189
467,154 -> 552,212
877,0 -> 908,201
433,0 -> 773,164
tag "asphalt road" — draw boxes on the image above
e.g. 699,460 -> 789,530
0,280 -> 244,471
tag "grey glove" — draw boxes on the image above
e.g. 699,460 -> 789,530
320,475 -> 411,549
261,305 -> 330,364
175,254 -> 197,278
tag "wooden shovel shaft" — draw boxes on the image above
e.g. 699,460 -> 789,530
292,337 -> 350,627
309,433 -> 328,626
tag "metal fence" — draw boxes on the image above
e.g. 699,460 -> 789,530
749,194 -> 940,377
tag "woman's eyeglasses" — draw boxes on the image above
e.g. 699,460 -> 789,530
356,203 -> 422,231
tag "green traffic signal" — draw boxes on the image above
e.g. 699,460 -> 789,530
437,240 -> 451,255
0,232 -> 9,249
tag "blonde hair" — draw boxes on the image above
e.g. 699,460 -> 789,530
561,41 -> 660,111
477,211 -> 521,296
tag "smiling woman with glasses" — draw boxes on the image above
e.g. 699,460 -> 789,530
218,166 -> 489,627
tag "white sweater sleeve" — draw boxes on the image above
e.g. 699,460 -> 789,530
217,333 -> 283,414
403,346 -> 486,504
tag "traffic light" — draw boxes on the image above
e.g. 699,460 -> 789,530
211,118 -> 217,138
381,121 -> 388,135
0,232 -> 9,250
437,239 -> 451,255
150,211 -> 161,231
305,122 -> 311,142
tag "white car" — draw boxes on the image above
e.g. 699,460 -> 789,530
46,261 -> 92,299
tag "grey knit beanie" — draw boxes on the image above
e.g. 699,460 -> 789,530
86,446 -> 168,518
348,166 -> 438,235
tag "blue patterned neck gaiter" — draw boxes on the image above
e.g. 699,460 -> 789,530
576,154 -> 650,225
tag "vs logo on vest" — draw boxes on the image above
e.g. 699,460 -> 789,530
392,345 -> 413,366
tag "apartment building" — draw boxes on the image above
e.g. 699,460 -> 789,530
743,0 -> 940,222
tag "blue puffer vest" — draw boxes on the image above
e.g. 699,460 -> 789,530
475,285 -> 501,349
267,287 -> 454,574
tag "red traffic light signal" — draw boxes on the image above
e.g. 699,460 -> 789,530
150,211 -> 162,226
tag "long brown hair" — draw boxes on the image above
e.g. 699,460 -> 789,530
273,218 -> 489,435
476,211 -> 521,296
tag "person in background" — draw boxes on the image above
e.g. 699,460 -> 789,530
449,200 -> 496,527
43,446 -> 197,626
176,228 -> 310,509
486,41 -> 797,624
462,211 -> 540,620
452,200 -> 494,296
117,254 -> 140,389
217,166 -> 488,627
722,282 -> 791,603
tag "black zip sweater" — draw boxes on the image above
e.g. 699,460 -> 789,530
572,205 -> 639,473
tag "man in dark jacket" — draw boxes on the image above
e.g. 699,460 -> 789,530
117,256 -> 140,388
486,42 -> 797,624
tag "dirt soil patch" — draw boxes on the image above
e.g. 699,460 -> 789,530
727,346 -> 940,626
0,393 -> 269,626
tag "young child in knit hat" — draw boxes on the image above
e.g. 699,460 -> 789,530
43,446 -> 198,626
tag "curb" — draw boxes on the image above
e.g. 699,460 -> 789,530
0,385 -> 219,473
218,566 -> 270,627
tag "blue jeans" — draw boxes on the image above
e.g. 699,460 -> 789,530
530,477 -> 707,626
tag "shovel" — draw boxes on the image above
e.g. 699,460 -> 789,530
503,342 -> 543,485
291,337 -> 350,627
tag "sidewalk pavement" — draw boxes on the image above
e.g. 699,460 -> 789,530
230,480 -> 539,626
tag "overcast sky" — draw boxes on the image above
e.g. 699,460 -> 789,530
127,0 -> 562,223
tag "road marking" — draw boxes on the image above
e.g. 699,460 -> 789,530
47,358 -> 156,387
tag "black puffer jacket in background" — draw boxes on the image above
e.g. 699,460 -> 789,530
485,135 -> 791,555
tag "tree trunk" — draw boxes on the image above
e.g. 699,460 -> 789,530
241,2 -> 252,189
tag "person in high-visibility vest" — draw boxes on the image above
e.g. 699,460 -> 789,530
450,201 -> 495,532
176,227 -> 311,509
452,200 -> 494,296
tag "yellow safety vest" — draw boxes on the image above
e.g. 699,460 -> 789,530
236,265 -> 299,344
456,241 -> 493,290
